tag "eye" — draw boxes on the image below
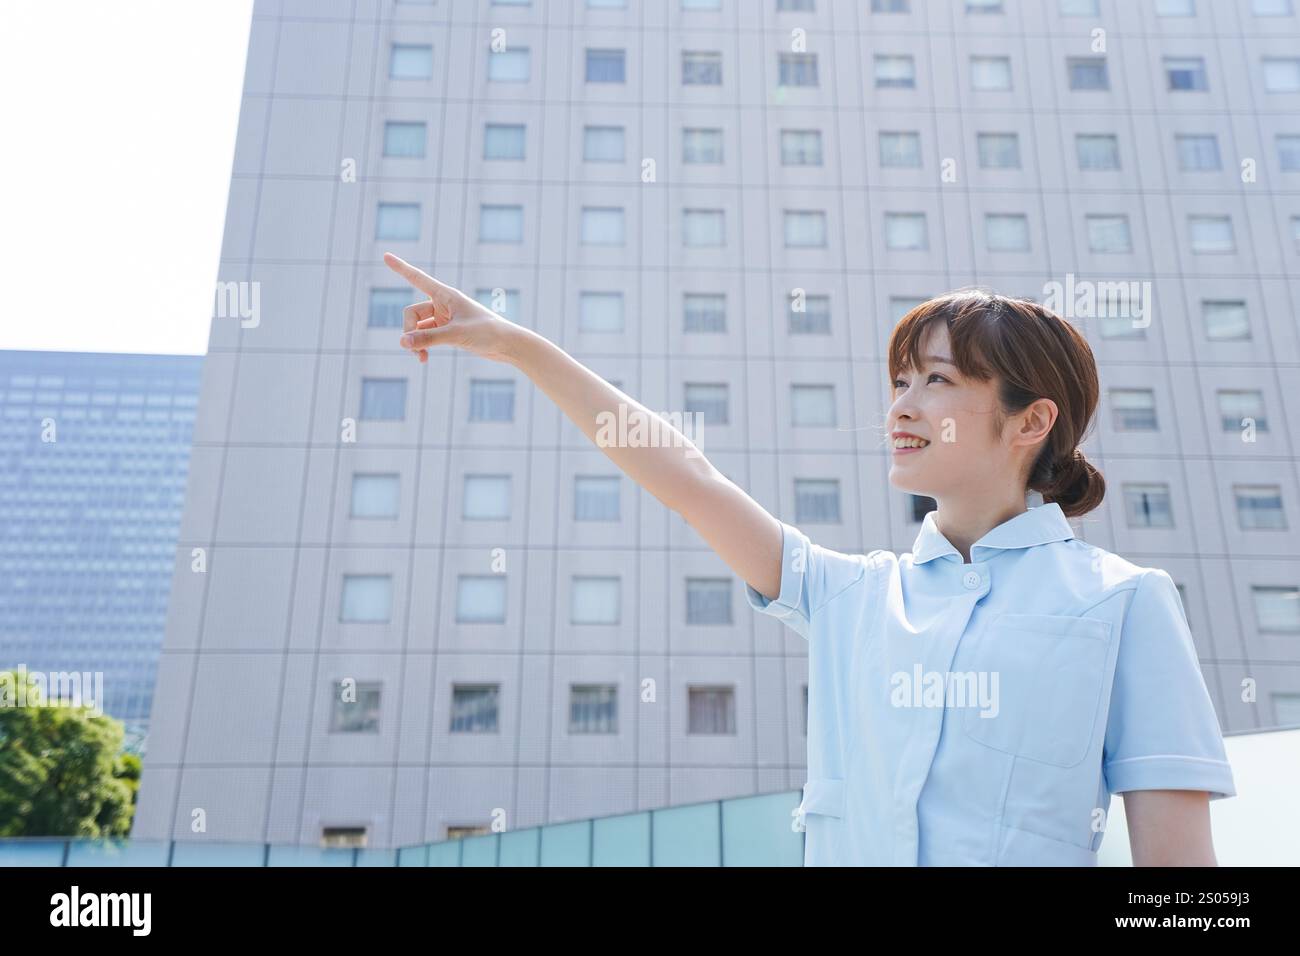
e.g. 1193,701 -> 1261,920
927,373 -> 949,384
892,378 -> 908,390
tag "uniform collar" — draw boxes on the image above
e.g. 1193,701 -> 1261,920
911,502 -> 1075,565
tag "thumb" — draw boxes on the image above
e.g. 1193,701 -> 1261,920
399,324 -> 457,350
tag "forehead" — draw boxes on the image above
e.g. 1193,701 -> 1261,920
898,322 -> 951,368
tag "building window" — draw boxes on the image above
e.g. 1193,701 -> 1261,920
1252,586 -> 1300,631
569,685 -> 617,734
778,52 -> 819,87
1235,486 -> 1287,530
456,576 -> 506,624
368,288 -> 408,328
685,383 -> 729,425
683,209 -> 725,247
1156,0 -> 1195,15
473,288 -> 521,323
1099,313 -> 1146,339
479,204 -> 524,243
1123,483 -> 1174,528
585,48 -> 626,82
487,47 -> 530,82
874,55 -> 916,89
1216,390 -> 1268,433
971,56 -> 1012,91
469,379 -> 515,422
789,293 -> 832,334
340,575 -> 393,623
1277,134 -> 1300,171
390,44 -> 433,80
1272,694 -> 1300,729
360,378 -> 407,420
450,685 -> 499,732
1087,215 -> 1133,253
791,384 -> 836,427
463,474 -> 511,520
884,213 -> 928,250
384,121 -> 427,158
1060,0 -> 1100,14
579,291 -> 624,332
781,129 -> 823,165
1202,300 -> 1251,341
579,208 -> 624,244
571,576 -> 621,624
879,131 -> 922,167
683,127 -> 724,164
684,293 -> 726,333
575,475 -> 620,521
686,578 -> 732,625
890,297 -> 926,324
484,123 -> 526,160
910,495 -> 936,522
584,125 -> 625,162
977,132 -> 1020,169
376,203 -> 420,240
1262,57 -> 1300,92
1076,134 -> 1120,170
795,478 -> 841,523
1189,215 -> 1235,253
784,210 -> 828,248
1176,134 -> 1221,171
1068,57 -> 1109,90
682,50 -> 722,85
1110,389 -> 1158,431
872,0 -> 910,11
1253,0 -> 1294,15
985,213 -> 1030,252
330,682 -> 381,733
1165,56 -> 1208,91
351,473 -> 400,518
688,686 -> 736,734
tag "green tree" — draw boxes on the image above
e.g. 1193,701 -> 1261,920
0,670 -> 138,838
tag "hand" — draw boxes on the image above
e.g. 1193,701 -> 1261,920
383,252 -> 519,365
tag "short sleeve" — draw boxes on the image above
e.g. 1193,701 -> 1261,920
1102,569 -> 1236,800
743,521 -> 867,641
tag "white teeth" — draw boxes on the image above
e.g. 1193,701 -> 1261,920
892,436 -> 930,449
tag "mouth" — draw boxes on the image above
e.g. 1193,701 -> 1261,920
891,434 -> 930,455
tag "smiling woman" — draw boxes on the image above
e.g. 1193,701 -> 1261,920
384,254 -> 1235,867
887,292 -> 1105,536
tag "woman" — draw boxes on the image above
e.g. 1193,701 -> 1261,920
385,253 -> 1235,867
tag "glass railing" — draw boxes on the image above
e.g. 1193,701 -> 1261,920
0,789 -> 805,867
7,726 -> 1294,867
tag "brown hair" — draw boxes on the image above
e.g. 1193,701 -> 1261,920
887,289 -> 1105,518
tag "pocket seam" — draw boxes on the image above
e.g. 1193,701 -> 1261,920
800,777 -> 846,818
962,613 -> 1112,769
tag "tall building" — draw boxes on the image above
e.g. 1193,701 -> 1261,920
0,351 -> 202,754
136,0 -> 1300,849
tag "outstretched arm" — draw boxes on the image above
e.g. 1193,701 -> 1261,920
384,253 -> 784,601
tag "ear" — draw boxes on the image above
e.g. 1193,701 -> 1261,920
1009,397 -> 1058,449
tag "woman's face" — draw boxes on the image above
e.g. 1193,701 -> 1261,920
886,323 -> 1011,500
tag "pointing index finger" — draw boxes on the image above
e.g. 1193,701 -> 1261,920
383,253 -> 452,300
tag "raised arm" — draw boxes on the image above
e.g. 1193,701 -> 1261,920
384,253 -> 784,600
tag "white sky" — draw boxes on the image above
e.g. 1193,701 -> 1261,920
0,0 -> 254,356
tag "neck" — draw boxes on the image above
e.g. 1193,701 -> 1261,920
933,490 -> 1029,564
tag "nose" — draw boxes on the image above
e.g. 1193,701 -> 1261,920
888,385 -> 920,430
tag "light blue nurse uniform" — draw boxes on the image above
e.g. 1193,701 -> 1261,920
746,501 -> 1236,866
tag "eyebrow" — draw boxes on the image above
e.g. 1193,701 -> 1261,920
922,355 -> 957,367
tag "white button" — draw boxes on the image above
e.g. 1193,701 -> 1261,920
963,571 -> 981,590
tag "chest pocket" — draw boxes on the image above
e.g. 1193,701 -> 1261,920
961,612 -> 1112,769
